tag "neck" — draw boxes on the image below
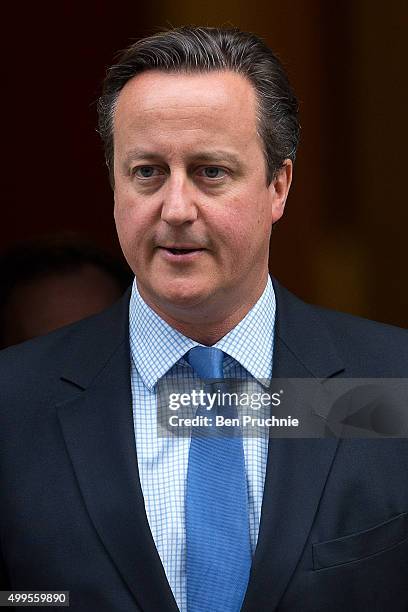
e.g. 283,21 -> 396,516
137,276 -> 268,345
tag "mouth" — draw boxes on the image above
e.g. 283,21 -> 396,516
157,246 -> 206,261
165,247 -> 203,254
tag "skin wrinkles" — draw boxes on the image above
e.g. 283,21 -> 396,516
122,149 -> 242,172
121,155 -> 243,185
113,70 -> 292,345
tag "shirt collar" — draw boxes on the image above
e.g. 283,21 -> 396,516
129,277 -> 276,390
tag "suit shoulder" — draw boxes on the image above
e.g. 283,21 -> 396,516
313,302 -> 407,339
312,303 -> 408,370
273,279 -> 408,375
0,292 -> 129,394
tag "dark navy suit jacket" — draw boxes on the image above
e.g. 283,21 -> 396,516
1,279 -> 408,611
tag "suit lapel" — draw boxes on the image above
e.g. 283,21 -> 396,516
242,279 -> 345,611
56,291 -> 179,612
54,279 -> 346,612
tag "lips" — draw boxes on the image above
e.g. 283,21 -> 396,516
165,247 -> 204,254
157,246 -> 206,261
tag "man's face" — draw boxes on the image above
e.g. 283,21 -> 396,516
113,70 -> 291,322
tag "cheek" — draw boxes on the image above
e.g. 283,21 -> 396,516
114,204 -> 155,274
217,194 -> 268,246
114,190 -> 152,238
114,186 -> 138,220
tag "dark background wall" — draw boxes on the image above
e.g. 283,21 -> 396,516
3,0 -> 407,326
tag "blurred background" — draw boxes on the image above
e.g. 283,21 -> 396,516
2,0 -> 407,328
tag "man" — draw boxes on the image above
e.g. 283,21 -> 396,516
1,26 -> 407,612
0,234 -> 132,348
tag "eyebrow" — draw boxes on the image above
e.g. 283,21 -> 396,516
123,149 -> 242,167
189,151 -> 242,166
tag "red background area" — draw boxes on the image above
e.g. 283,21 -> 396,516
2,1 -> 407,326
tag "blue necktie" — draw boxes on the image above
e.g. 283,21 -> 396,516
185,346 -> 251,612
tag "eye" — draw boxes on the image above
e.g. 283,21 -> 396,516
198,167 -> 227,180
132,166 -> 164,179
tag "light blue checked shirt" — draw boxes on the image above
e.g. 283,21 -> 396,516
129,276 -> 276,612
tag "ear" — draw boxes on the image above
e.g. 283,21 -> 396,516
268,159 -> 293,225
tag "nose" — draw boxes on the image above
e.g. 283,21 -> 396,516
160,175 -> 198,226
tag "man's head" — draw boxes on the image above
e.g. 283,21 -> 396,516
98,27 -> 299,336
98,27 -> 299,187
0,235 -> 132,348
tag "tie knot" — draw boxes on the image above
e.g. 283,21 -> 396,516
186,346 -> 224,380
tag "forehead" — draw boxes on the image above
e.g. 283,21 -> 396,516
113,70 -> 260,153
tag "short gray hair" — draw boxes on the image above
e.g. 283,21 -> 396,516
97,26 -> 300,186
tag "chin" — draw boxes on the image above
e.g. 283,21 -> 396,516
154,280 -> 214,312
161,289 -> 209,309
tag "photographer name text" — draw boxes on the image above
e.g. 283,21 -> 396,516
167,415 -> 299,428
